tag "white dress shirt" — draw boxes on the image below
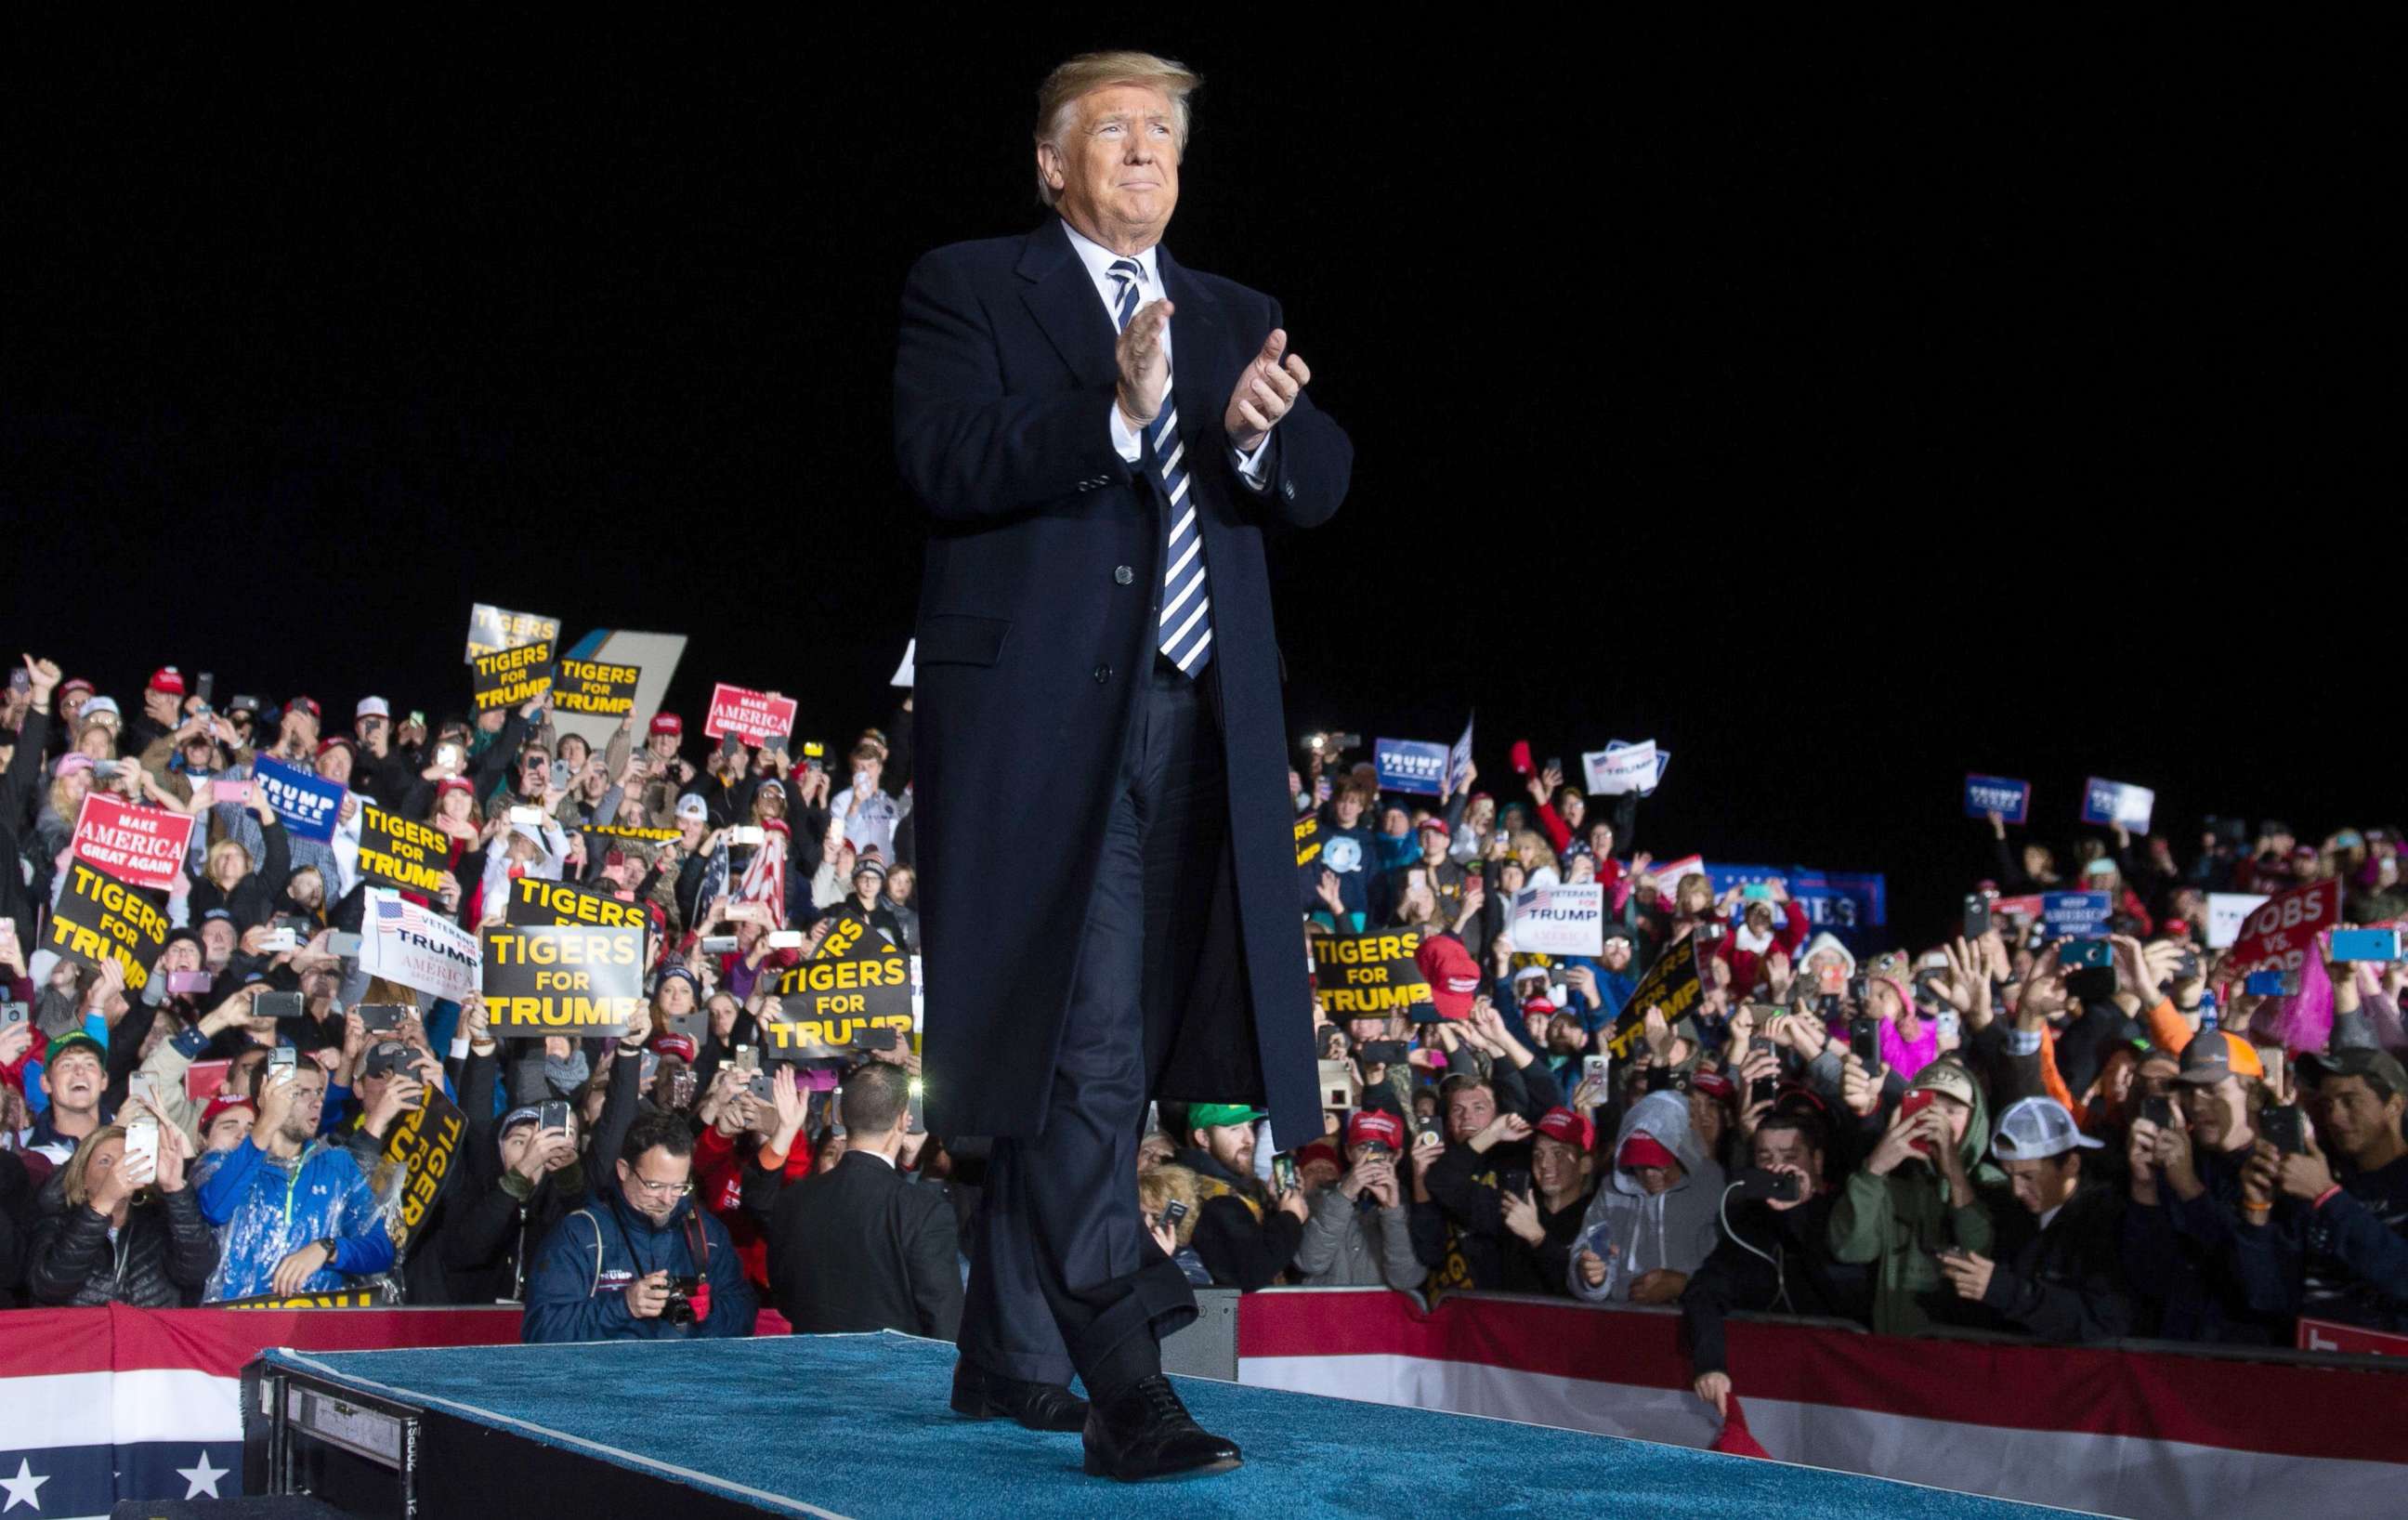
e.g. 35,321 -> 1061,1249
1057,219 -> 1273,489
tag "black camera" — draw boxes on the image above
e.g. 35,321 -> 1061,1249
660,1275 -> 703,1326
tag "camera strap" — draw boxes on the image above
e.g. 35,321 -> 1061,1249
681,1205 -> 713,1325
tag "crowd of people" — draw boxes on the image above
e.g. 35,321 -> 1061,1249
4,651 -> 2403,1425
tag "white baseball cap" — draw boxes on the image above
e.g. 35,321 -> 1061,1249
356,696 -> 391,720
1991,1096 -> 2103,1161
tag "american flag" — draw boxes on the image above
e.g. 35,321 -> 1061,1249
376,898 -> 404,923
0,1305 -> 521,1517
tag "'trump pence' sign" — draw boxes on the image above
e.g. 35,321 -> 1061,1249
1373,739 -> 1448,797
1964,774 -> 2031,824
2080,778 -> 2154,832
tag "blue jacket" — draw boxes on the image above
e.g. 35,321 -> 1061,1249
192,1135 -> 398,1302
521,1180 -> 757,1342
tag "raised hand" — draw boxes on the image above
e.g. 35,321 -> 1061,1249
1224,328 -> 1311,452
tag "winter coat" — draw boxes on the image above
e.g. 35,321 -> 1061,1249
1981,1182 -> 2131,1342
1680,1193 -> 1871,1375
1828,1082 -> 2000,1335
1569,1090 -> 1727,1301
520,1180 -> 757,1342
1295,1185 -> 1428,1291
191,1135 -> 399,1302
25,1173 -> 218,1307
1172,1146 -> 1304,1291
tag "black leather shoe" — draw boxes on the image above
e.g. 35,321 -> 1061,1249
1081,1374 -> 1241,1481
950,1357 -> 1089,1432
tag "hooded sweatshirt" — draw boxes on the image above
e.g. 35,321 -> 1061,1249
1827,1081 -> 2001,1335
1566,1090 -> 1726,1302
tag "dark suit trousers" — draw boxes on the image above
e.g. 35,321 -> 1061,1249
959,660 -> 1223,1396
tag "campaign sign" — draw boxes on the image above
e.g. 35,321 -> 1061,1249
770,918 -> 914,1053
1704,864 -> 1887,932
358,806 -> 450,894
2206,892 -> 2271,950
1310,929 -> 1431,1019
1293,813 -> 1322,870
1649,854 -> 1707,911
505,874 -> 648,931
2220,877 -> 2341,979
1589,737 -> 1666,794
704,682 -> 798,745
2041,891 -> 2115,937
2298,1317 -> 2408,1358
465,603 -> 561,662
46,858 -> 171,992
1582,741 -> 1657,797
362,888 -> 480,1003
252,755 -> 344,843
1374,738 -> 1448,797
1446,714 -> 1475,801
481,922 -> 645,1038
1604,933 -> 1702,1061
553,657 -> 641,717
383,1085 -> 465,1253
2080,777 -> 2155,832
70,794 -> 196,891
582,822 -> 684,844
223,1288 -> 381,1309
1508,884 -> 1605,956
1964,774 -> 2032,824
472,637 -> 556,712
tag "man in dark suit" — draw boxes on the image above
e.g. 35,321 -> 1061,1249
766,1062 -> 962,1340
893,49 -> 1351,1482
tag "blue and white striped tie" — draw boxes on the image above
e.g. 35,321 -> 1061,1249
1109,257 -> 1211,677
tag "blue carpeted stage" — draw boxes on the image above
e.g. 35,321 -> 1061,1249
250,1333 -> 2077,1518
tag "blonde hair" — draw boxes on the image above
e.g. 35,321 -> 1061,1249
1138,1161 -> 1204,1249
206,838 -> 250,884
1033,50 -> 1200,206
1511,830 -> 1560,878
60,1123 -> 133,1211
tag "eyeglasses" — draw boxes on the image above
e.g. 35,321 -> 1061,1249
624,1173 -> 692,1198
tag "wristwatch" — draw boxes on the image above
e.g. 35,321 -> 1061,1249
315,1238 -> 340,1262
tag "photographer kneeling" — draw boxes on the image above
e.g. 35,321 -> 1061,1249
522,1109 -> 756,1342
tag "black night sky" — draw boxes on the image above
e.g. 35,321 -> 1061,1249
5,25 -> 2392,947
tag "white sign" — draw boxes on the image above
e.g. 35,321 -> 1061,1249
891,639 -> 916,688
1649,854 -> 1706,911
362,887 -> 481,1003
1607,738 -> 1669,796
1582,741 -> 1656,796
2205,893 -> 2271,950
1508,884 -> 1606,956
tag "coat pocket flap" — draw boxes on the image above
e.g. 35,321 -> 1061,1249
915,612 -> 1012,668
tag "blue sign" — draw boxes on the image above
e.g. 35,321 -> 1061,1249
1446,714 -> 1475,800
1964,774 -> 2031,824
1374,738 -> 1448,798
2041,891 -> 2114,937
2079,777 -> 2154,832
252,756 -> 345,843
1705,863 -> 1887,933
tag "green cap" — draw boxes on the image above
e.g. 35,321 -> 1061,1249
1186,1103 -> 1267,1131
44,1031 -> 109,1071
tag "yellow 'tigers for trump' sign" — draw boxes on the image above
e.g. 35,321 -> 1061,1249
769,921 -> 913,1052
480,923 -> 644,1037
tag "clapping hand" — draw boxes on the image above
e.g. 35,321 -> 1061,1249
1117,297 -> 1173,427
1224,328 -> 1313,453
